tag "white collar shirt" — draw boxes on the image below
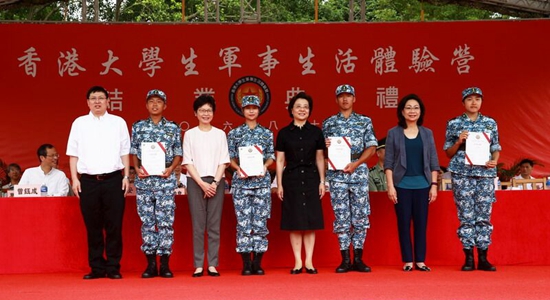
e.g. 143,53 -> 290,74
19,166 -> 70,196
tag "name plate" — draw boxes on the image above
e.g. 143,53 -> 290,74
13,184 -> 42,197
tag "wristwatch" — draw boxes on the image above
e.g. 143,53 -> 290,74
212,179 -> 219,186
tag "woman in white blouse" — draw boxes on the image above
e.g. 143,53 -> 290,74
183,95 -> 230,277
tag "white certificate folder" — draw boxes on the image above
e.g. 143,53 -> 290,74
465,132 -> 491,166
238,145 -> 264,177
141,142 -> 166,176
327,136 -> 351,170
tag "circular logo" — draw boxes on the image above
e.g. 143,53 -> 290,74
229,76 -> 271,117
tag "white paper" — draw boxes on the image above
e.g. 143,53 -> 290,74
465,132 -> 491,166
141,142 -> 166,176
328,136 -> 351,170
238,145 -> 264,177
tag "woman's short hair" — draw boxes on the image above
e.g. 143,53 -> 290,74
287,92 -> 313,118
397,94 -> 425,128
193,94 -> 216,112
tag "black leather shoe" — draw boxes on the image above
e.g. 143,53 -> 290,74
305,268 -> 318,274
83,272 -> 105,279
207,270 -> 220,277
107,271 -> 122,279
290,268 -> 302,275
415,265 -> 431,272
403,265 -> 413,272
192,271 -> 203,277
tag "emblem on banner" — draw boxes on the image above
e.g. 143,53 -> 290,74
229,76 -> 271,117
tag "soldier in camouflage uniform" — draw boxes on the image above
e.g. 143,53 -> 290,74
322,84 -> 377,273
368,137 -> 387,192
227,95 -> 275,276
444,87 -> 500,272
130,89 -> 183,278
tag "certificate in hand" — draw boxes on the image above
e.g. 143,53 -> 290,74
141,142 -> 166,176
238,145 -> 264,177
327,136 -> 351,170
465,132 -> 491,166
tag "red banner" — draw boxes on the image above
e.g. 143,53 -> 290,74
1,20 -> 550,178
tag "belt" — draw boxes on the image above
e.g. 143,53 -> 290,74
351,152 -> 363,160
81,170 -> 121,181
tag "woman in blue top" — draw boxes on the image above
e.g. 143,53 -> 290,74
384,94 -> 440,272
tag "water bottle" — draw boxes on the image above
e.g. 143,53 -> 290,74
40,184 -> 48,196
546,177 -> 550,190
497,178 -> 501,190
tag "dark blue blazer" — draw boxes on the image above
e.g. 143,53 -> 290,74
384,126 -> 440,186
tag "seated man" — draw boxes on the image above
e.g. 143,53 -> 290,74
512,158 -> 543,190
368,137 -> 387,192
2,163 -> 22,196
19,144 -> 70,196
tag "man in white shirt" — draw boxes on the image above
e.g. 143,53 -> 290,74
19,144 -> 69,196
513,159 -> 543,190
67,86 -> 130,280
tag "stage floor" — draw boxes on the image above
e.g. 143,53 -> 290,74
1,266 -> 549,300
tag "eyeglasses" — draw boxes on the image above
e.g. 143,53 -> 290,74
198,109 -> 213,114
294,105 -> 310,110
89,97 -> 107,102
46,154 -> 60,158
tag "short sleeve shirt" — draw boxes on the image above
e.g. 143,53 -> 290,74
276,121 -> 326,171
227,123 -> 275,189
444,113 -> 501,177
130,117 -> 183,190
322,111 -> 377,183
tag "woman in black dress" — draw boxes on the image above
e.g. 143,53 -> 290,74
275,92 -> 326,274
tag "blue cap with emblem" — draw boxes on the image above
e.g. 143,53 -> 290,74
241,95 -> 261,108
335,84 -> 355,97
146,89 -> 167,102
461,87 -> 483,100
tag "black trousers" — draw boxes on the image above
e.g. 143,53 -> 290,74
79,172 -> 125,274
394,187 -> 430,263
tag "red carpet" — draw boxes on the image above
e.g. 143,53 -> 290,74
1,266 -> 549,300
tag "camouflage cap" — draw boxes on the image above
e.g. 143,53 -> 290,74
146,89 -> 167,102
461,87 -> 483,100
335,84 -> 355,97
241,95 -> 261,108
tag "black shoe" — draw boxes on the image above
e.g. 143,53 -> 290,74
335,249 -> 352,273
477,248 -> 497,271
415,265 -> 431,272
107,271 -> 122,279
83,272 -> 105,280
192,271 -> 203,277
142,254 -> 158,278
403,265 -> 413,272
290,268 -> 302,274
159,255 -> 174,278
207,270 -> 220,277
305,268 -> 318,274
462,248 -> 475,271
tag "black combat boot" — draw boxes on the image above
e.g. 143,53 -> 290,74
159,255 -> 174,278
252,252 -> 265,275
241,252 -> 253,276
335,249 -> 352,273
352,249 -> 371,272
477,248 -> 497,271
461,248 -> 475,271
141,254 -> 158,278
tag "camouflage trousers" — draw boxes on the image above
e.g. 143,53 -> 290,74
232,187 -> 271,253
136,188 -> 176,255
329,181 -> 371,250
452,175 -> 496,249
